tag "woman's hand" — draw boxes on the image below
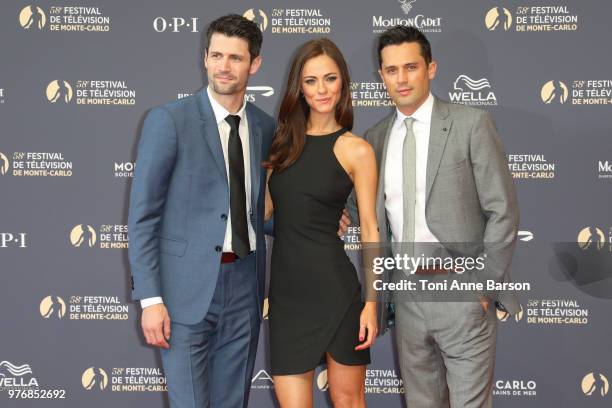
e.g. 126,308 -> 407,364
355,302 -> 378,350
264,168 -> 274,221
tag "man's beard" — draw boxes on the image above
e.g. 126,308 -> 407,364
210,78 -> 245,95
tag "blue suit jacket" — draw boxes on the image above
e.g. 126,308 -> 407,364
128,89 -> 275,324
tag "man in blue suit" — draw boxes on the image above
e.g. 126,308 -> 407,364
128,15 -> 275,407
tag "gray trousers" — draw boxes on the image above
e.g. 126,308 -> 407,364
395,293 -> 497,408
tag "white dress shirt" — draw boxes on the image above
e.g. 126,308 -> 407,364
384,93 -> 439,249
141,87 -> 256,308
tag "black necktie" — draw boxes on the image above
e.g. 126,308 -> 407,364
225,114 -> 250,258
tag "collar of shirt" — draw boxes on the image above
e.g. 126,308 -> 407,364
206,86 -> 247,125
392,92 -> 434,130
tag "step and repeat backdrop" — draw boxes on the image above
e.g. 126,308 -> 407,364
1,0 -> 611,407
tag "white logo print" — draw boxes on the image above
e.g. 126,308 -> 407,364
398,0 -> 417,14
0,361 -> 33,377
453,75 -> 491,91
246,86 -> 274,97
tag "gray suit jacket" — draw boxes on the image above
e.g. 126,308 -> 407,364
348,96 -> 520,330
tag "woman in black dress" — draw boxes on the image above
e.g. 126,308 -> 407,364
264,38 -> 380,407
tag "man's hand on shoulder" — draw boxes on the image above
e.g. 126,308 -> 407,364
338,208 -> 351,236
141,303 -> 171,349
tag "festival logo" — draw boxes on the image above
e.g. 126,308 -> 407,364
577,227 -> 606,250
243,9 -> 268,31
581,372 -> 609,397
70,224 -> 97,248
82,367 -> 108,390
19,5 -> 47,30
46,80 -> 73,103
541,80 -> 568,104
485,7 -> 513,31
39,296 -> 67,319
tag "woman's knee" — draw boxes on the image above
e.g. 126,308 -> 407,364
329,386 -> 365,408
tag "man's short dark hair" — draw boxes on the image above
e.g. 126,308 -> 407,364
377,25 -> 432,67
205,14 -> 262,61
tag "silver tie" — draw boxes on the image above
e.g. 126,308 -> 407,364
401,117 -> 416,258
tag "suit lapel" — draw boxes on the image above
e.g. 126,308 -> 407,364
246,103 -> 262,217
425,97 -> 452,202
375,112 -> 396,242
197,90 -> 228,183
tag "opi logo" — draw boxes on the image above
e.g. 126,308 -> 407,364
153,17 -> 200,33
0,233 -> 28,248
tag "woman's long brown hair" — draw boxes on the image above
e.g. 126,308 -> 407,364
264,38 -> 353,172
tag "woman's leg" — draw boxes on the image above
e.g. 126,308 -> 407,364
326,353 -> 366,408
273,370 -> 315,408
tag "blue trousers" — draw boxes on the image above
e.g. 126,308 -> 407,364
161,253 -> 260,408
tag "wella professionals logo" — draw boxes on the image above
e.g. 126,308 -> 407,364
243,9 -> 268,32
577,227 -> 606,250
40,296 -> 67,319
449,75 -> 498,106
485,7 -> 512,31
82,367 -> 108,390
0,361 -> 39,388
70,224 -> 97,248
541,80 -> 568,104
46,80 -> 73,103
19,5 -> 47,30
581,372 -> 609,397
454,75 -> 491,91
398,0 -> 417,14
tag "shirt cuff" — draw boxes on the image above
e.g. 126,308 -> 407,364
140,297 -> 163,308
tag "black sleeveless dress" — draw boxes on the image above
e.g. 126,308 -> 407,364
268,128 -> 370,375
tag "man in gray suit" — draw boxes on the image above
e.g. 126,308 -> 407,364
349,26 -> 520,407
128,15 -> 275,407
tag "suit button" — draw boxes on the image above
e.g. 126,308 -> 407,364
221,214 -> 227,220
215,245 -> 222,252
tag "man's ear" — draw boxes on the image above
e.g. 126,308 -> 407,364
428,60 -> 437,80
249,55 -> 262,75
